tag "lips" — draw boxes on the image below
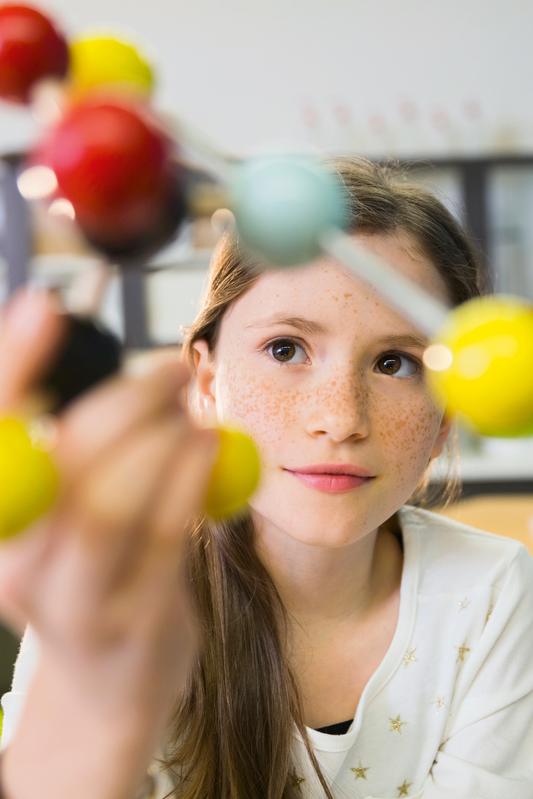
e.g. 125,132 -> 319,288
283,464 -> 375,494
286,463 -> 374,478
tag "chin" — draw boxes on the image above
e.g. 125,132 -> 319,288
252,502 -> 364,549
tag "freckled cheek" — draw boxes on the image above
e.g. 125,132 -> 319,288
374,396 -> 443,475
214,363 -> 304,451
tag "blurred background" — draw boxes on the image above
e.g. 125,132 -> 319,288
1,0 -> 532,702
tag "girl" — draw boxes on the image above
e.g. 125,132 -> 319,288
1,158 -> 533,799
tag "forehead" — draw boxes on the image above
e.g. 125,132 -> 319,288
220,231 -> 450,336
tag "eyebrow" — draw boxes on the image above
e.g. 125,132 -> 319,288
378,334 -> 428,349
245,314 -> 328,335
245,314 -> 427,348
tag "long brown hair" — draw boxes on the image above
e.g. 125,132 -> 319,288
161,157 -> 485,797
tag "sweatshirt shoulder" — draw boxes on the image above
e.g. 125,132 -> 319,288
399,504 -> 533,596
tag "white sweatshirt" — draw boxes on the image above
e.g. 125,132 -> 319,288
2,505 -> 533,799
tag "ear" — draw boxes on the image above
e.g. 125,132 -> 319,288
191,339 -> 218,425
430,414 -> 452,461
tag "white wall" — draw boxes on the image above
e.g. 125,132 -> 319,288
2,0 -> 533,157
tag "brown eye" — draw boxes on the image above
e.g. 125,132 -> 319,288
376,353 -> 419,378
379,355 -> 401,374
267,338 -> 307,364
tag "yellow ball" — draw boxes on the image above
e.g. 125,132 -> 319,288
0,417 -> 60,540
69,36 -> 155,96
204,426 -> 261,520
425,296 -> 533,437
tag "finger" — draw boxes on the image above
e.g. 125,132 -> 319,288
150,428 -> 218,543
101,428 -> 218,640
131,428 -> 219,590
0,289 -> 66,410
54,358 -> 191,484
65,412 -> 196,591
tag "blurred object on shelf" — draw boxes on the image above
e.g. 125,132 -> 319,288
462,99 -> 485,155
489,166 -> 533,301
295,94 -> 528,159
430,108 -> 461,154
430,428 -> 533,483
435,495 -> 533,556
367,113 -> 396,158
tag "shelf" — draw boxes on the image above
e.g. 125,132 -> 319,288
431,438 -> 533,482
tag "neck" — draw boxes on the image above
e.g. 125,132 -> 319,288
252,514 -> 402,632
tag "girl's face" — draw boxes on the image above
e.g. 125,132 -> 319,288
193,232 -> 452,548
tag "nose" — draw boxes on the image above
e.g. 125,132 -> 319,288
304,371 -> 370,443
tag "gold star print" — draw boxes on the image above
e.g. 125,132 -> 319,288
402,648 -> 417,667
456,643 -> 471,663
432,695 -> 446,711
485,605 -> 494,624
458,596 -> 470,611
350,762 -> 370,780
291,775 -> 306,790
397,779 -> 413,796
389,715 -> 407,733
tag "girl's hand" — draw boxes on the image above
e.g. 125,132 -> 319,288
0,289 -> 217,799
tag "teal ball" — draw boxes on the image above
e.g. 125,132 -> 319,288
231,155 -> 348,266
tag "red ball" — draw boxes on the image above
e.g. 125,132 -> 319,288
0,4 -> 69,103
36,97 -> 186,257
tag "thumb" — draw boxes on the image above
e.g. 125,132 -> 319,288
0,289 -> 67,410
